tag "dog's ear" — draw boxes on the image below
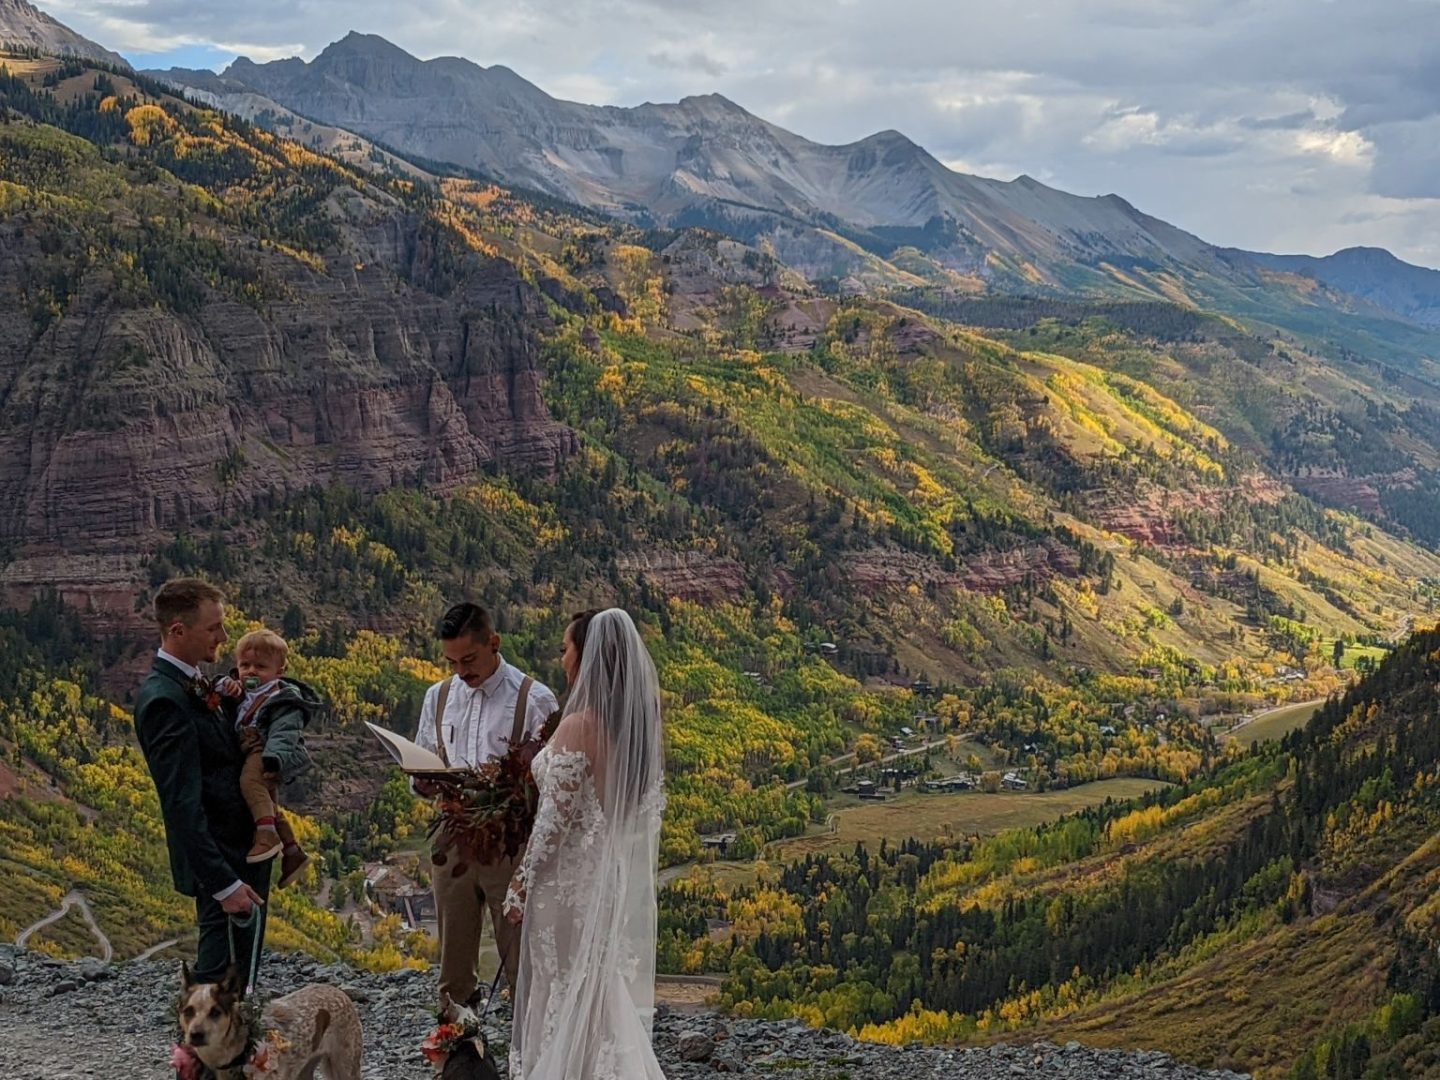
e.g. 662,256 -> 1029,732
181,960 -> 195,991
438,990 -> 455,1022
218,963 -> 243,999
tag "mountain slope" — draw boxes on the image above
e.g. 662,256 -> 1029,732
6,44 -> 1440,686
148,64 -> 433,181
673,626 -> 1440,1077
1247,246 -> 1440,328
8,54 -> 1440,1075
906,293 -> 1440,543
0,0 -> 128,68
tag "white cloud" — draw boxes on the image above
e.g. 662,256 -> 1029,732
1295,129 -> 1373,166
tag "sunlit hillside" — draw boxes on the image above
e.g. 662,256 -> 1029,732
4,46 -> 1440,1076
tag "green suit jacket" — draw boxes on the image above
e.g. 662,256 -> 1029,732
134,657 -> 252,898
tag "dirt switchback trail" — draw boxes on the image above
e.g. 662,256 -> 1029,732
14,889 -> 113,961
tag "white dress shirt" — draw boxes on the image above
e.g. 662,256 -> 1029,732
157,648 -> 244,903
156,648 -> 201,681
414,658 -> 559,767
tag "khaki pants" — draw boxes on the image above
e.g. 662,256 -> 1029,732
240,750 -> 296,846
432,845 -> 522,1005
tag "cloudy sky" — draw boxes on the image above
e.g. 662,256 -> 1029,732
46,0 -> 1440,267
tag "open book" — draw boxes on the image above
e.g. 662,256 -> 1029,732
364,721 -> 469,779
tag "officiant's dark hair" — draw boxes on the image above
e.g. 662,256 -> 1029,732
439,602 -> 494,642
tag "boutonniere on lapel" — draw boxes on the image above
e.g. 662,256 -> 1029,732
189,675 -> 222,713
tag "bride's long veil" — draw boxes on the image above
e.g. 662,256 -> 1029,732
512,608 -> 666,1078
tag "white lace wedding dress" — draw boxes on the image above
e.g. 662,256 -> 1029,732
505,739 -> 668,1080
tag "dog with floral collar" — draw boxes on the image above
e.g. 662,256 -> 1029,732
175,963 -> 361,1080
422,993 -> 501,1080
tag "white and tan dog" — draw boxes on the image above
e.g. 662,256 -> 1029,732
176,963 -> 362,1080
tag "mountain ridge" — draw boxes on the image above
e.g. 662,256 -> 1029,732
136,31 -> 1440,356
197,33 -> 1215,255
0,0 -> 128,68
1244,245 -> 1440,327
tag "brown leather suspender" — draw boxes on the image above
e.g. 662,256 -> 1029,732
432,673 -> 533,766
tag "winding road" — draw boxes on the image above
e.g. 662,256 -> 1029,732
133,937 -> 181,962
15,889 -> 113,962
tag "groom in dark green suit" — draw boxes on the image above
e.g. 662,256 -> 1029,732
134,578 -> 270,986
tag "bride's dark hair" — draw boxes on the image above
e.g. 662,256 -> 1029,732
567,609 -> 602,656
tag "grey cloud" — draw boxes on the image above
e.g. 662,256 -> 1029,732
647,49 -> 727,77
1238,112 -> 1316,132
1367,118 -> 1440,199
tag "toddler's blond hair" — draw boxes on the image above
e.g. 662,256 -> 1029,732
236,628 -> 289,664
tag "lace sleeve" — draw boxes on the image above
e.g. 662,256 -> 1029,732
505,748 -> 591,916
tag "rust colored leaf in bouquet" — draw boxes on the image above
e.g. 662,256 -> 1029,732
427,719 -> 557,863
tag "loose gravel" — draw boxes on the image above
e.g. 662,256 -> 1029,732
0,946 -> 1249,1079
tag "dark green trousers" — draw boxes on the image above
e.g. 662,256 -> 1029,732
192,859 -> 273,991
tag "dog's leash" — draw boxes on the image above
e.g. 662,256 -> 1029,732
226,905 -> 265,998
476,963 -> 506,1023
476,935 -> 520,1024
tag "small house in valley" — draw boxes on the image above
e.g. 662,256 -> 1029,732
701,831 -> 738,855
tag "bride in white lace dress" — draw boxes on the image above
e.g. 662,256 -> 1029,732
503,608 -> 667,1080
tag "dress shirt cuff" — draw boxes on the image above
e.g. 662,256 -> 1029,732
214,879 -> 244,902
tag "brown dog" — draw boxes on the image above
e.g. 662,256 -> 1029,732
177,963 -> 362,1080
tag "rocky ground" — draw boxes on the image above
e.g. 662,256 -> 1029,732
0,946 -> 1250,1079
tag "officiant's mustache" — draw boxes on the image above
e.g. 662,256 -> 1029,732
443,633 -> 502,686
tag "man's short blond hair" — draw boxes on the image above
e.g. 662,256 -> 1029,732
235,628 -> 289,664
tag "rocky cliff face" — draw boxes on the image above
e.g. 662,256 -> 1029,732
615,550 -> 751,605
0,0 -> 129,67
0,212 -> 576,625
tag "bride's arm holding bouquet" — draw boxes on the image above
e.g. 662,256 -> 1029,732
503,713 -> 596,924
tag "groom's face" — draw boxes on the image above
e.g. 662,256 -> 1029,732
171,600 -> 228,666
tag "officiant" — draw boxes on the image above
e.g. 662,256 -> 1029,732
412,602 -> 559,1007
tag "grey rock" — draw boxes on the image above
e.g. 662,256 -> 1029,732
49,978 -> 81,996
0,962 -> 15,986
677,1029 -> 714,1062
0,948 -> 1253,1080
709,1043 -> 746,1073
0,0 -> 132,69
